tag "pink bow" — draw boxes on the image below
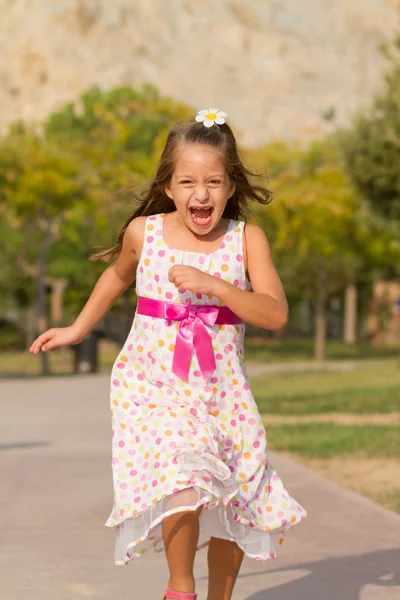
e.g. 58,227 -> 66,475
136,297 -> 242,383
164,304 -> 219,382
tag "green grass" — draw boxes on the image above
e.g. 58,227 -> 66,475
266,423 -> 400,459
250,359 -> 400,414
0,344 -> 116,376
1,337 -> 400,377
244,337 -> 400,362
3,339 -> 399,514
0,348 -> 77,376
377,490 -> 400,514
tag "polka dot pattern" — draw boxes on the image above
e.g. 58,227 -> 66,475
106,214 -> 307,565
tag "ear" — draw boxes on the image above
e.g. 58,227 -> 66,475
228,179 -> 236,199
164,184 -> 173,200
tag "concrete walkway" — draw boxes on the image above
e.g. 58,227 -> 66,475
1,375 -> 400,600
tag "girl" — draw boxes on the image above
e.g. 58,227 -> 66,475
30,109 -> 307,600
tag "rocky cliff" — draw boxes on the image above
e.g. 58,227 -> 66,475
0,0 -> 399,146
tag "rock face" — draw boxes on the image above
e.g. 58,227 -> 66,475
0,0 -> 398,146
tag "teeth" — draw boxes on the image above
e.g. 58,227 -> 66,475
190,206 -> 213,225
191,208 -> 212,216
192,211 -> 211,223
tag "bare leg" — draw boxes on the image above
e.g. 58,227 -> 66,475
162,493 -> 202,598
207,537 -> 244,600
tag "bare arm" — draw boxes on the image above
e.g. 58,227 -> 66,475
215,224 -> 288,330
30,217 -> 146,353
169,224 -> 288,331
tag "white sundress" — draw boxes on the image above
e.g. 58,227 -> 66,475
105,213 -> 307,565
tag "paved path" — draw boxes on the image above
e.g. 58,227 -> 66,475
2,375 -> 400,600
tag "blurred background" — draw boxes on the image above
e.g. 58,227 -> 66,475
1,1 -> 400,514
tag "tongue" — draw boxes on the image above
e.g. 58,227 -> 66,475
193,208 -> 211,216
191,208 -> 212,226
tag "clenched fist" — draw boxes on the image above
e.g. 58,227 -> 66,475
168,265 -> 223,297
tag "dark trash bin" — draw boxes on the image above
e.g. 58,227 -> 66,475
72,328 -> 103,374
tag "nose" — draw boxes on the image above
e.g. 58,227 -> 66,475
193,184 -> 209,202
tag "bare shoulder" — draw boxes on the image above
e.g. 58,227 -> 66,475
243,223 -> 272,266
244,223 -> 270,245
123,216 -> 147,257
243,222 -> 285,299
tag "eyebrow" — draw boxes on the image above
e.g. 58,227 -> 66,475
175,173 -> 225,178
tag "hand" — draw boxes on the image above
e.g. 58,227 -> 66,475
168,265 -> 223,297
29,325 -> 84,354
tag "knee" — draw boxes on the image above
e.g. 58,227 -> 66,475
164,487 -> 202,512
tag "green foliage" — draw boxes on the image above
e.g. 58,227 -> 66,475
0,128 -> 92,314
0,84 -> 193,327
45,84 -> 192,181
246,138 -> 400,296
4,137 -> 86,216
340,27 -> 400,220
1,79 -> 399,339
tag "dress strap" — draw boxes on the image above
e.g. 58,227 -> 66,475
227,220 -> 246,260
141,214 -> 163,255
225,220 -> 248,289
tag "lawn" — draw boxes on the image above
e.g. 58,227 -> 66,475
251,359 -> 400,414
264,420 -> 400,515
250,358 -> 400,515
244,337 -> 400,362
265,423 -> 400,458
1,338 -> 399,514
1,337 -> 399,377
379,490 -> 400,514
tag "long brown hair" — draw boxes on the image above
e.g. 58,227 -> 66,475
91,120 -> 272,262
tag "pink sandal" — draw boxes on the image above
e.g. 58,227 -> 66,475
163,590 -> 197,600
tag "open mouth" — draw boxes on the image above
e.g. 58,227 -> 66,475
189,206 -> 214,227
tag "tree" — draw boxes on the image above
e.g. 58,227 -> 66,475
339,27 -> 400,345
249,140 -> 400,358
45,83 -> 192,182
0,131 -> 91,373
42,84 -> 194,332
340,26 -> 400,224
0,85 -> 194,372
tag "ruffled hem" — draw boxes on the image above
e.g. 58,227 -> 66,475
105,449 -> 307,565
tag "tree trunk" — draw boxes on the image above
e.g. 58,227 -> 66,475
37,249 -> 49,376
314,265 -> 327,361
50,278 -> 68,327
343,281 -> 358,344
299,299 -> 312,334
36,227 -> 55,376
25,304 -> 37,350
12,211 -> 65,363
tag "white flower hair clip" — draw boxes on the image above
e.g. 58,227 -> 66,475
195,108 -> 228,128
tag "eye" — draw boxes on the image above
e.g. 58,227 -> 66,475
209,179 -> 222,185
179,180 -> 193,185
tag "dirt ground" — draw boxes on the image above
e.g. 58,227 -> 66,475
291,455 -> 400,512
262,413 -> 400,513
262,412 -> 400,425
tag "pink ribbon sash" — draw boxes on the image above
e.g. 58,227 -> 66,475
136,296 -> 242,382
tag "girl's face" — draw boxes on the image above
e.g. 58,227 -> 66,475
165,144 -> 236,234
